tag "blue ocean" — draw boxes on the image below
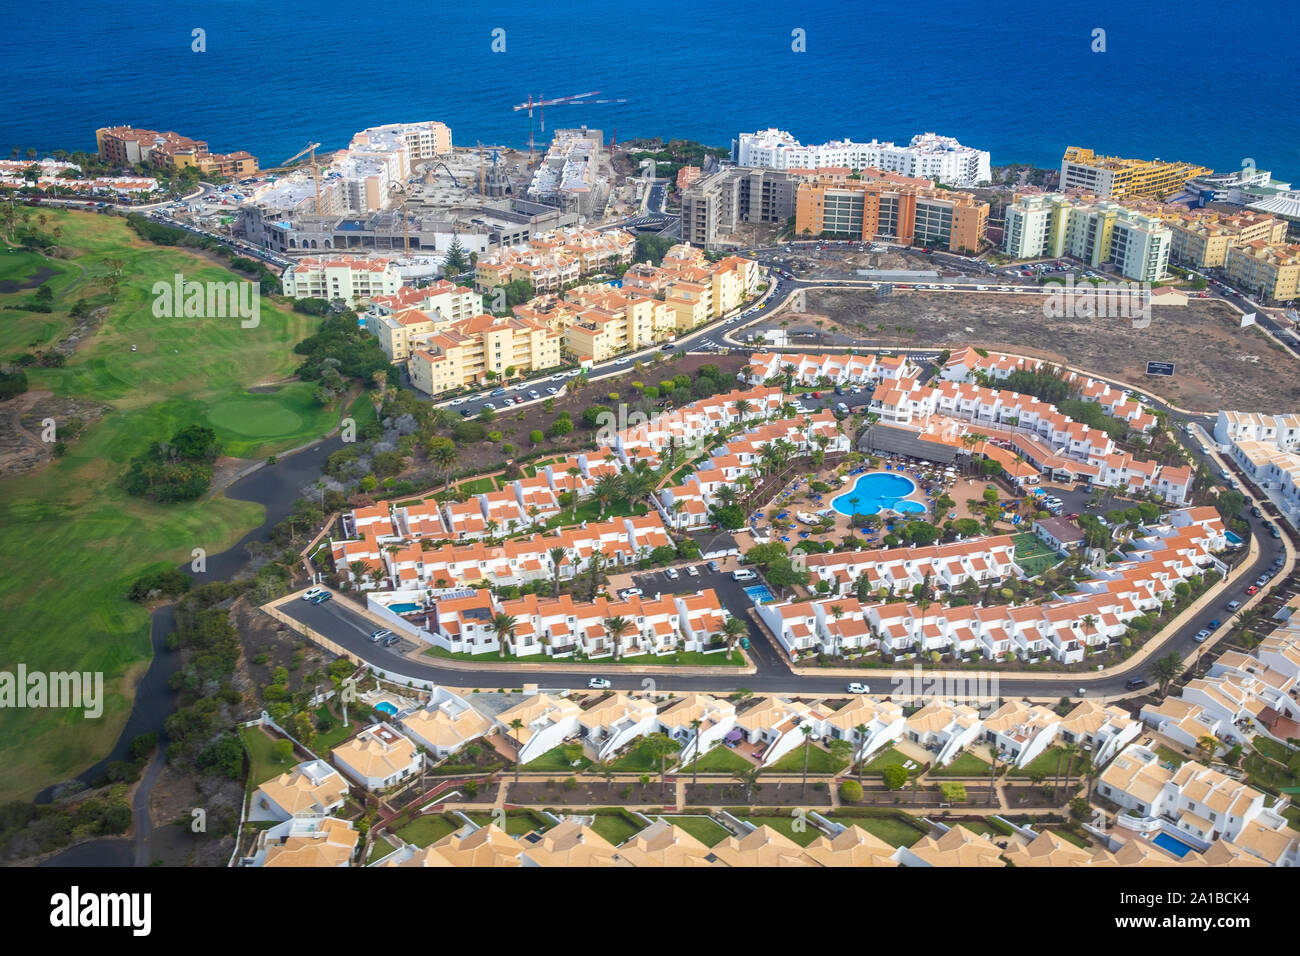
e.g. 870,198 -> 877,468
3,0 -> 1297,179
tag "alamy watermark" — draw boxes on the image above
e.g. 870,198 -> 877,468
889,664 -> 999,708
0,664 -> 103,718
1043,274 -> 1151,329
152,272 -> 260,328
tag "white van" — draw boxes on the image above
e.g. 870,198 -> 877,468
732,568 -> 757,582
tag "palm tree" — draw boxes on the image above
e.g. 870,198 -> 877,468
548,547 -> 567,597
734,398 -> 753,424
721,616 -> 747,653
490,612 -> 517,659
1081,614 -> 1099,643
690,718 -> 703,789
642,732 -> 681,801
987,743 -> 1000,806
854,724 -> 870,783
348,560 -> 368,587
592,473 -> 620,517
1197,734 -> 1219,765
732,765 -> 762,805
800,725 -> 814,798
715,483 -> 738,508
509,718 -> 525,783
604,615 -> 631,660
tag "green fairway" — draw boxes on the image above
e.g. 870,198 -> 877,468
0,209 -> 347,802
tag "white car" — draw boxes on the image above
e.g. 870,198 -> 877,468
449,397 -> 466,406
847,682 -> 870,694
686,565 -> 700,577
587,677 -> 612,690
618,587 -> 643,598
482,402 -> 495,411
301,586 -> 325,602
551,374 -> 565,382
528,390 -> 540,400
731,568 -> 757,581
665,567 -> 680,579
546,387 -> 557,395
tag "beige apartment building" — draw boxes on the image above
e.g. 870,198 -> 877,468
795,174 -> 988,252
1059,146 -> 1211,200
365,281 -> 481,361
475,228 -> 635,293
1225,241 -> 1300,302
561,286 -> 676,362
1169,210 -> 1288,269
95,125 -> 259,178
408,314 -> 563,395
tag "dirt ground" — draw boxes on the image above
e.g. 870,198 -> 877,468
804,288 -> 1300,413
0,389 -> 108,476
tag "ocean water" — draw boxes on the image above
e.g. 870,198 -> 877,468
2,0 -> 1297,178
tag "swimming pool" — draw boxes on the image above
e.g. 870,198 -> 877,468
375,701 -> 398,717
744,584 -> 775,604
1225,531 -> 1243,545
1152,832 -> 1194,858
387,603 -> 421,614
830,472 -> 927,517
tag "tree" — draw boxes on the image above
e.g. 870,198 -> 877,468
721,615 -> 747,654
731,765 -> 763,804
641,732 -> 681,800
882,764 -> 908,790
1151,651 -> 1183,697
799,725 -> 814,797
604,615 -> 631,660
490,613 -> 517,659
272,739 -> 294,764
442,237 -> 469,276
425,436 -> 458,490
548,547 -> 567,597
509,718 -> 525,783
690,718 -> 703,789
839,779 -> 863,804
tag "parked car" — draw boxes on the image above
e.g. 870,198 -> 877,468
665,567 -> 680,580
707,560 -> 721,573
528,390 -> 540,400
369,628 -> 393,643
587,677 -> 612,690
1246,585 -> 1259,595
847,682 -> 870,694
686,565 -> 700,577
382,633 -> 400,647
1194,628 -> 1212,642
731,568 -> 757,581
1124,677 -> 1149,690
618,587 -> 643,599
309,591 -> 332,605
1208,619 -> 1221,629
302,586 -> 325,601
1225,600 -> 1242,612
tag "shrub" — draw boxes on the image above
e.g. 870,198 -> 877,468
839,779 -> 864,803
529,429 -> 544,445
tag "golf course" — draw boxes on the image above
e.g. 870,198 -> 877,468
0,208 -> 345,801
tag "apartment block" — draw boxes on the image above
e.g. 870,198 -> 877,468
1224,240 -> 1300,301
280,256 -> 404,304
474,228 -> 635,293
795,175 -> 988,253
95,125 -> 258,177
681,167 -> 800,246
407,313 -> 563,395
1002,193 -> 1172,281
1059,146 -> 1212,200
1168,209 -> 1287,269
364,281 -> 481,362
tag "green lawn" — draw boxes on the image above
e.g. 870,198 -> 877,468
455,476 -> 497,496
610,741 -> 663,772
309,705 -> 360,755
662,815 -> 731,847
829,813 -> 927,848
957,820 -> 996,836
862,747 -> 922,774
588,810 -> 646,846
393,812 -> 460,848
0,209 -> 348,801
764,745 -> 849,775
929,751 -> 992,777
543,497 -> 648,530
739,815 -> 821,847
366,835 -> 396,864
521,745 -> 592,773
1154,744 -> 1189,768
465,809 -> 552,836
686,747 -> 753,774
1012,532 -> 1062,577
239,726 -> 297,790
1006,746 -> 1076,778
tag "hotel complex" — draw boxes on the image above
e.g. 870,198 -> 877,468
95,125 -> 259,178
1002,193 -> 1172,281
1059,146 -> 1212,200
735,129 -> 991,187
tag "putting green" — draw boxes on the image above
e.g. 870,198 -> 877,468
206,394 -> 305,438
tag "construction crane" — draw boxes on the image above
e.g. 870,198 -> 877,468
281,142 -> 323,213
511,91 -> 626,163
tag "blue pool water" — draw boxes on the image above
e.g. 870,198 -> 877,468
1152,832 -> 1194,858
831,472 -> 927,517
744,585 -> 775,604
1225,531 -> 1243,545
375,701 -> 398,717
387,603 -> 421,613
